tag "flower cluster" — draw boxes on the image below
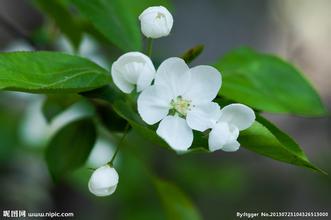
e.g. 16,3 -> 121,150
89,5 -> 255,197
136,57 -> 255,152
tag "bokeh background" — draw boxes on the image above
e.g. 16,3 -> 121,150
0,0 -> 330,219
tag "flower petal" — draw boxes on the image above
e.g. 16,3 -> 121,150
111,67 -> 134,93
88,184 -> 117,197
139,13 -> 170,38
154,57 -> 191,97
136,63 -> 155,92
218,104 -> 255,130
156,115 -> 193,151
139,6 -> 173,38
186,102 -> 221,131
111,52 -> 155,93
183,65 -> 222,104
208,122 -> 239,152
137,85 -> 172,125
221,140 -> 240,152
88,165 -> 119,197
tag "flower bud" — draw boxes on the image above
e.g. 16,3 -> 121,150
111,52 -> 155,93
139,6 -> 173,38
88,165 -> 119,197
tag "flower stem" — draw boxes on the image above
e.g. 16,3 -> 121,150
108,123 -> 130,166
146,38 -> 153,57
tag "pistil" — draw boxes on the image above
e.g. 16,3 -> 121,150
170,96 -> 191,117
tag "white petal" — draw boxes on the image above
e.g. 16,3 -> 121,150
208,122 -> 239,152
137,85 -> 172,125
136,63 -> 155,92
139,6 -> 173,38
208,122 -> 229,152
154,57 -> 191,97
111,66 -> 134,93
118,52 -> 155,85
183,65 -> 222,104
89,166 -> 118,188
218,104 -> 255,130
88,182 -> 117,197
221,140 -> 240,152
186,102 -> 221,131
111,52 -> 155,93
88,165 -> 119,197
139,13 -> 168,38
156,115 -> 193,151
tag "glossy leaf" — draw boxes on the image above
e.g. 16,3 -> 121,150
46,118 -> 97,181
0,51 -> 110,93
214,48 -> 327,116
239,115 -> 325,174
70,0 -> 141,51
154,178 -> 202,220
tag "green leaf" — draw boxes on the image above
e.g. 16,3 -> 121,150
70,0 -> 141,51
239,115 -> 326,174
214,48 -> 327,116
34,0 -> 82,49
46,118 -> 97,181
0,51 -> 110,93
42,94 -> 80,122
181,45 -> 204,64
153,178 -> 202,220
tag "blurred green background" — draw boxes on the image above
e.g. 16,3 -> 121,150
0,0 -> 330,219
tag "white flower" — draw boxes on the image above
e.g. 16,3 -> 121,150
88,165 -> 119,197
208,104 -> 255,152
138,57 -> 222,151
111,52 -> 156,93
139,6 -> 174,38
